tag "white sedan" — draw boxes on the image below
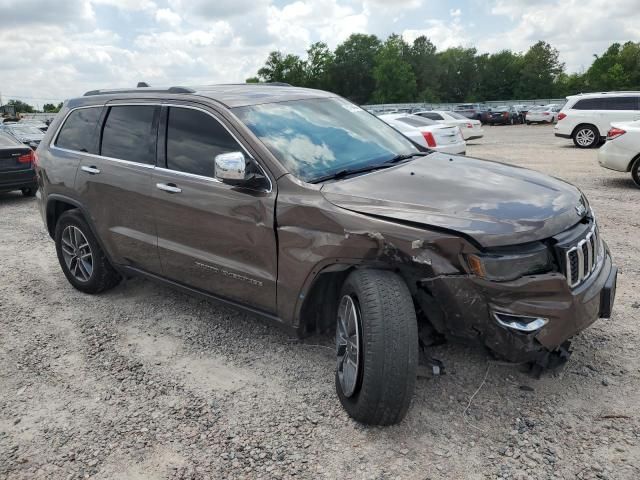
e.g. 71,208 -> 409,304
525,104 -> 561,124
413,110 -> 483,140
598,120 -> 640,187
378,114 -> 466,155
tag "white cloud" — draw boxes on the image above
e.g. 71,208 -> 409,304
155,8 -> 181,28
403,16 -> 471,50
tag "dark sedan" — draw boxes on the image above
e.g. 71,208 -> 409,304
486,106 -> 522,125
0,132 -> 37,196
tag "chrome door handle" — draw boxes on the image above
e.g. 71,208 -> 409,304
81,166 -> 100,175
156,183 -> 182,193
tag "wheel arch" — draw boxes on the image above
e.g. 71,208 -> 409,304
627,152 -> 640,172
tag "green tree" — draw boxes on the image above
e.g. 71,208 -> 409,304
43,102 -> 63,113
436,47 -> 479,102
516,41 -> 564,98
245,76 -> 260,83
257,51 -> 306,86
331,33 -> 381,104
476,50 -> 523,101
304,42 -> 334,90
409,36 -> 440,102
585,42 -> 640,90
7,99 -> 35,113
372,34 -> 416,103
553,72 -> 586,97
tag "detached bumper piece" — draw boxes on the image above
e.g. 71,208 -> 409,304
599,266 -> 617,318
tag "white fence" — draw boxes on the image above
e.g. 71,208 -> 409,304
364,99 -> 566,113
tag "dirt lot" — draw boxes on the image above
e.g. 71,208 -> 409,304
1,124 -> 639,480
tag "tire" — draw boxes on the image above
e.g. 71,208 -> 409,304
631,157 -> 640,188
526,121 -> 531,125
55,209 -> 121,294
335,269 -> 418,425
21,186 -> 37,197
573,125 -> 599,148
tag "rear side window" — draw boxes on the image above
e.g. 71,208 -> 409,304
56,107 -> 101,152
602,96 -> 638,110
101,105 -> 157,165
166,107 -> 241,178
573,98 -> 605,110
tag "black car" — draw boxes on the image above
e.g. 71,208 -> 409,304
486,105 -> 522,125
0,132 -> 38,196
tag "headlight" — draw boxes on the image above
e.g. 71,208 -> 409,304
465,244 -> 552,281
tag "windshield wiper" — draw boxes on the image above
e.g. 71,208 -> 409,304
385,151 -> 431,163
309,164 -> 395,184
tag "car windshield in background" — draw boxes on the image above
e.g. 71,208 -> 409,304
8,125 -> 43,136
396,116 -> 436,127
233,98 -> 418,182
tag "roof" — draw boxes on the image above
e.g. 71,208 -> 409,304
78,84 -> 335,108
567,91 -> 640,99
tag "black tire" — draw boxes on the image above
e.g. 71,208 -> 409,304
55,209 -> 121,294
572,125 -> 599,148
21,186 -> 37,197
631,157 -> 640,188
335,269 -> 418,425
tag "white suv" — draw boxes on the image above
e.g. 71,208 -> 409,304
554,92 -> 640,148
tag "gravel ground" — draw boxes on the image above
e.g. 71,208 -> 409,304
1,124 -> 639,480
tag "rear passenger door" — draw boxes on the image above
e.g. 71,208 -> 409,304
74,103 -> 163,274
152,105 -> 278,313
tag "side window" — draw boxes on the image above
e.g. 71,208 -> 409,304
602,96 -> 638,110
101,105 -> 157,165
573,98 -> 604,110
166,107 -> 241,178
55,107 -> 101,153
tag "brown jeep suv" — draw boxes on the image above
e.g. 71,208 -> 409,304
35,84 -> 617,425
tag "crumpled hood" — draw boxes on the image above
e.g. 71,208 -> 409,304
321,153 -> 585,247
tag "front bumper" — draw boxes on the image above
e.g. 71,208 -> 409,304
418,246 -> 617,363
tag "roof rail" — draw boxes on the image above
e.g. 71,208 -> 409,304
83,86 -> 195,96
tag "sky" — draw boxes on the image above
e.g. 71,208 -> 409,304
1,0 -> 639,106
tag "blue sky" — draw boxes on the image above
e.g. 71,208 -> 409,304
0,0 -> 638,106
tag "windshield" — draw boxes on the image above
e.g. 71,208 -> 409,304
396,115 -> 436,127
8,125 -> 43,136
233,97 -> 419,182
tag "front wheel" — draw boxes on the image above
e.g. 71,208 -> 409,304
335,269 -> 418,425
573,125 -> 599,148
21,186 -> 37,197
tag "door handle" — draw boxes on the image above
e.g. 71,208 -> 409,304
156,183 -> 182,194
81,165 -> 100,175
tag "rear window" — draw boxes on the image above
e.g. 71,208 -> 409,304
56,107 -> 101,152
0,132 -> 21,147
447,112 -> 468,120
100,105 -> 157,165
417,112 -> 444,121
573,98 -> 605,110
396,116 -> 436,127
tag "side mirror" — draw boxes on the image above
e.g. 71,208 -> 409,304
215,151 -> 248,185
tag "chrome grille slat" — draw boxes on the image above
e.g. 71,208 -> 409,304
564,223 -> 601,288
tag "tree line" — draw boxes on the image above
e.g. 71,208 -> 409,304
1,99 -> 63,114
248,35 -> 640,105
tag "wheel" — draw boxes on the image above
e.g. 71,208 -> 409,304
573,125 -> 599,148
526,121 -> 531,125
631,157 -> 640,188
55,210 -> 121,294
335,269 -> 418,425
21,186 -> 37,197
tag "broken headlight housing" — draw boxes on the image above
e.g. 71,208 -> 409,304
465,243 -> 552,282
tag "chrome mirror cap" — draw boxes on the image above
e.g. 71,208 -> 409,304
215,151 -> 247,183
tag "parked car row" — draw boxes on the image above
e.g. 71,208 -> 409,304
0,123 -> 46,149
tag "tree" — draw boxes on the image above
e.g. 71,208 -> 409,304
476,50 -> 523,101
331,33 -> 381,104
304,42 -> 334,90
7,99 -> 35,113
516,41 -> 564,98
245,77 -> 260,83
372,34 -> 416,103
43,102 -> 63,113
585,42 -> 640,91
409,36 -> 440,102
436,47 -> 479,102
257,51 -> 306,86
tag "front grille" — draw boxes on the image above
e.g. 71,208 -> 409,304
564,223 -> 601,288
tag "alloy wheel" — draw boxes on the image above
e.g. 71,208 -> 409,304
576,128 -> 595,147
60,226 -> 93,282
336,295 -> 361,397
